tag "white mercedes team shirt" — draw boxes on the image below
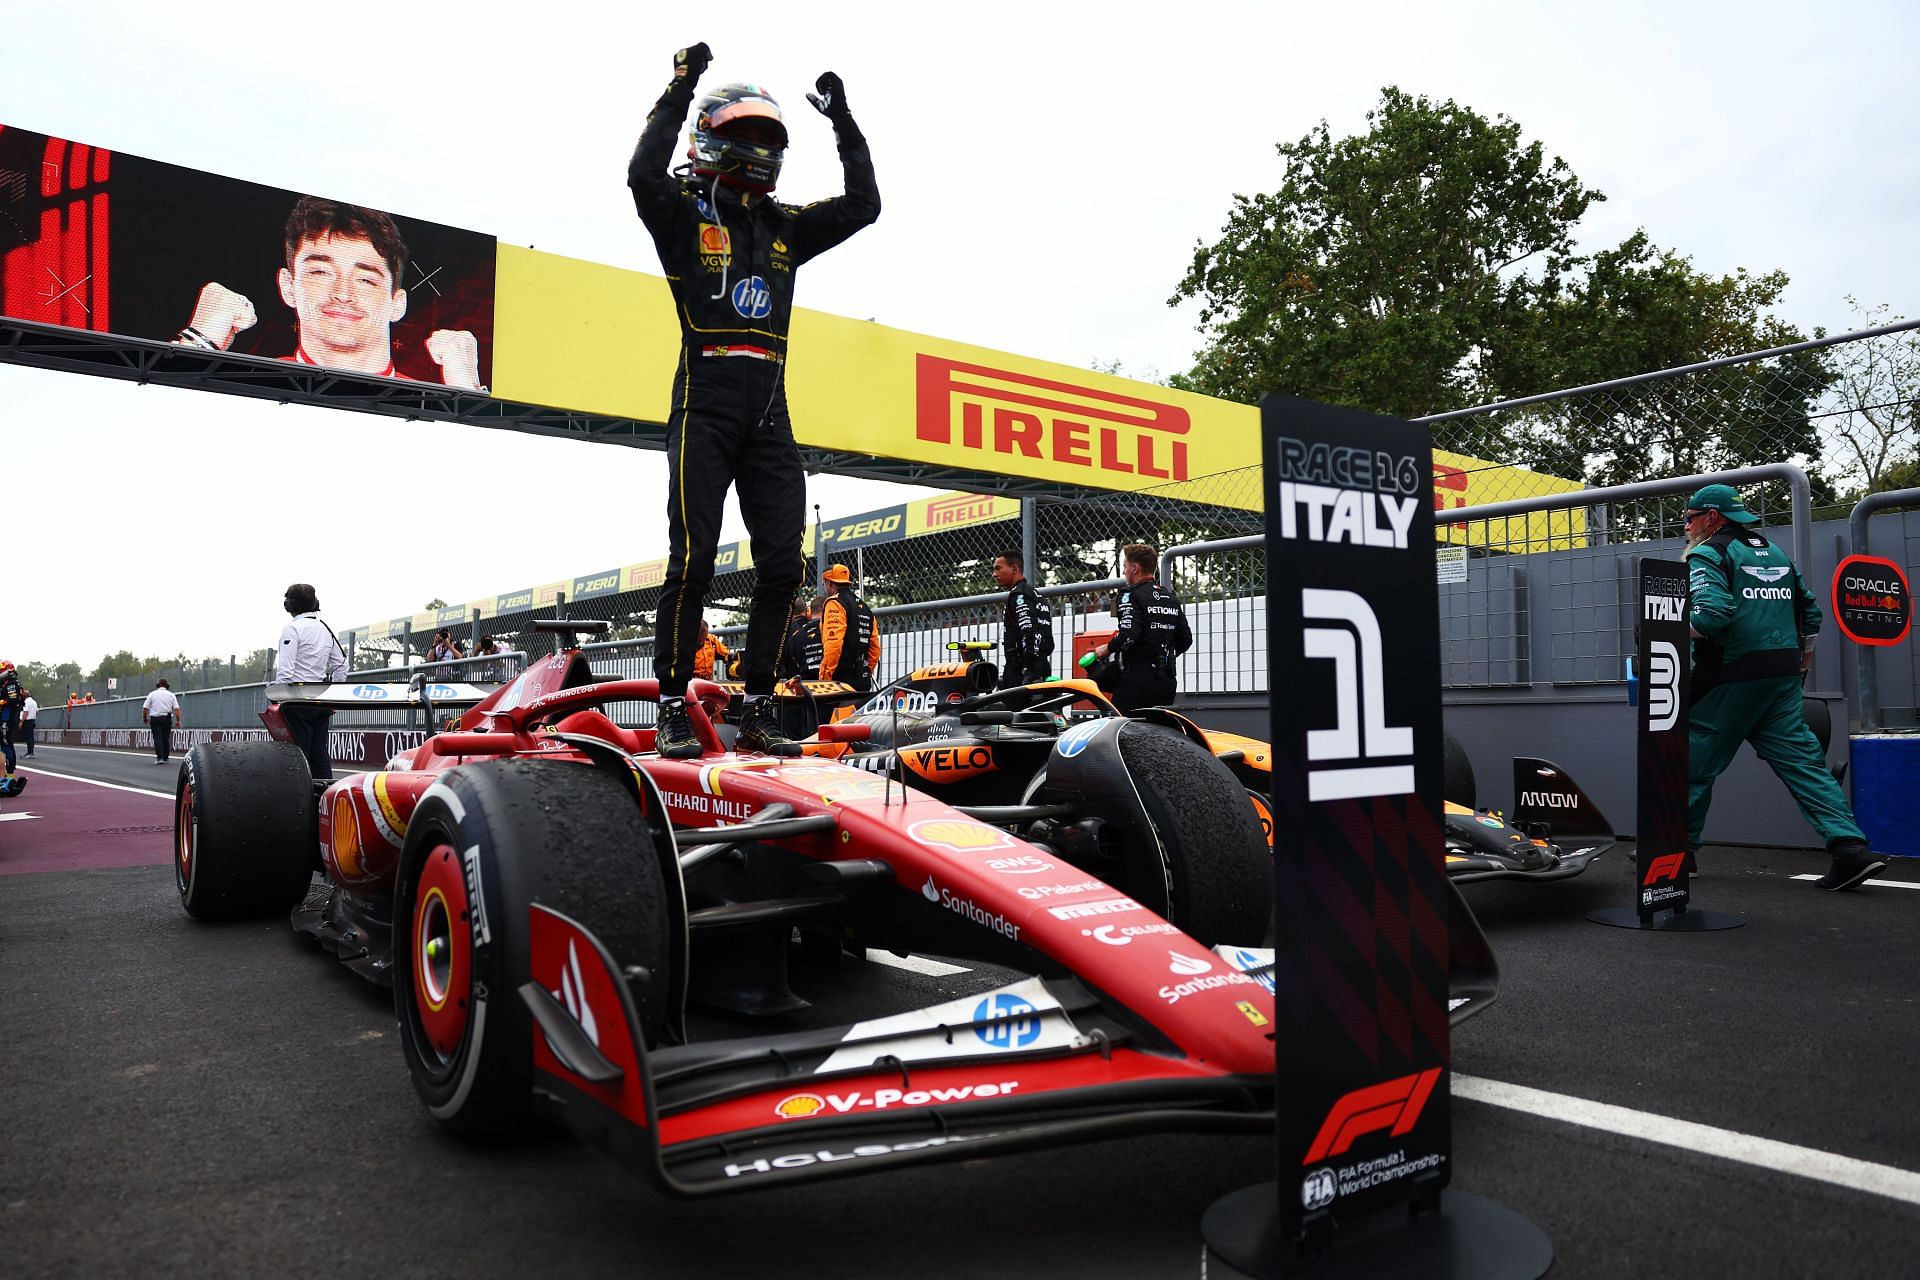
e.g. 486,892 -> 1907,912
277,612 -> 349,683
143,688 -> 180,718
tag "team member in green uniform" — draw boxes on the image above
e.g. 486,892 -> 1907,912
1683,484 -> 1885,890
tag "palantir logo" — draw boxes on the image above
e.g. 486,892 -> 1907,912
1647,640 -> 1681,732
731,275 -> 772,319
973,994 -> 1042,1049
1301,589 -> 1413,801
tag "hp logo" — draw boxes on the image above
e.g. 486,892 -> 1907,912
973,994 -> 1042,1049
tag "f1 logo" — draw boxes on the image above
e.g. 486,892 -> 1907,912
1643,852 -> 1688,885
1302,589 -> 1413,801
1647,640 -> 1680,732
1303,1067 -> 1442,1163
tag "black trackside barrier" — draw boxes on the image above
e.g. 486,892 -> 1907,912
1203,396 -> 1549,1279
1590,559 -> 1743,933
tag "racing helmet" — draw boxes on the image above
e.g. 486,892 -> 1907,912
688,83 -> 788,194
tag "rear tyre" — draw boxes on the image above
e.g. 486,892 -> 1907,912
394,759 -> 673,1136
174,742 -> 315,920
1114,724 -> 1271,945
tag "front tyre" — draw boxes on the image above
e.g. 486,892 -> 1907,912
393,759 -> 672,1136
174,742 -> 315,920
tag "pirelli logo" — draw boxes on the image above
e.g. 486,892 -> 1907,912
923,493 -> 1002,530
915,356 -> 1191,481
627,562 -> 666,590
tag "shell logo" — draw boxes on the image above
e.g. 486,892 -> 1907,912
330,791 -> 363,878
774,1093 -> 827,1119
908,818 -> 1015,853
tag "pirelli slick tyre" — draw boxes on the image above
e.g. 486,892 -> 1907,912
1442,729 -> 1476,810
174,742 -> 315,921
1115,725 -> 1272,946
394,759 -> 673,1136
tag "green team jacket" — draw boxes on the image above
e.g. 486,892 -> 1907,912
1685,526 -> 1820,696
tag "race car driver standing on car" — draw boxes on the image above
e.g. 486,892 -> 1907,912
818,564 -> 881,691
1683,484 -> 1885,891
992,547 -> 1054,689
629,43 -> 880,758
1093,543 -> 1192,713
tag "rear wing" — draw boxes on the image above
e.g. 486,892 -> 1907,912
266,681 -> 495,709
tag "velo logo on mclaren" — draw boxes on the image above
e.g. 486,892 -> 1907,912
914,355 -> 1191,481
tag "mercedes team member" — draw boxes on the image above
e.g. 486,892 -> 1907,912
276,582 -> 349,781
1094,543 -> 1192,713
819,565 -> 881,691
629,42 -> 880,758
992,547 -> 1054,689
1683,484 -> 1885,891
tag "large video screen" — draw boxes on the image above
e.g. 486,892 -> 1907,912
0,124 -> 494,389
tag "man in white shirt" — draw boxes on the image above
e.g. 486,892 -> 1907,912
141,679 -> 181,764
277,582 -> 348,779
19,691 -> 36,758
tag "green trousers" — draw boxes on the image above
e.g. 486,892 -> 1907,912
1688,676 -> 1864,852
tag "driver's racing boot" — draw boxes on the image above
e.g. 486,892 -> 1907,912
737,696 -> 802,756
654,698 -> 702,760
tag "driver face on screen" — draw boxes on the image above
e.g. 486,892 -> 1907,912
276,231 -> 407,369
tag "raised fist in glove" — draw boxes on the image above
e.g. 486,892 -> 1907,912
673,43 -> 712,82
807,71 -> 850,119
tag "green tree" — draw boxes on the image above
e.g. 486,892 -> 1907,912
1171,87 -> 1828,490
423,597 -> 449,611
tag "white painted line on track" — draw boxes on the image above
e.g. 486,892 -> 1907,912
1454,1074 -> 1920,1207
1789,874 -> 1919,891
32,744 -> 177,758
865,951 -> 973,978
17,766 -> 174,800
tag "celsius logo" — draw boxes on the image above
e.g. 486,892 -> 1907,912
1303,1167 -> 1338,1211
1646,640 -> 1681,732
1302,589 -> 1413,802
973,994 -> 1042,1049
1055,719 -> 1104,759
1081,922 -> 1179,945
731,275 -> 772,319
1168,951 -> 1214,976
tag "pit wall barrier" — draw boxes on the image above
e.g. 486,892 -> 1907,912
38,727 -> 427,771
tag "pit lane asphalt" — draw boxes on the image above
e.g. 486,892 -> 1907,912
3,745 -> 1917,1279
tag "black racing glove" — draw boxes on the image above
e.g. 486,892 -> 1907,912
807,71 -> 851,121
673,43 -> 712,84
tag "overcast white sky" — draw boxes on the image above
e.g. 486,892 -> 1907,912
4,1 -> 1915,668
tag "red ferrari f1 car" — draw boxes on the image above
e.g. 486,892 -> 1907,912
174,622 -> 1496,1195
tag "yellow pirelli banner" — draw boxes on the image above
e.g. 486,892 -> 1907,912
489,245 -> 1583,545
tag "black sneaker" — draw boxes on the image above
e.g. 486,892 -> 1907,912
736,697 -> 801,756
653,699 -> 702,760
1818,840 -> 1887,892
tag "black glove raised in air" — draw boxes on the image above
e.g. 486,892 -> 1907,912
807,71 -> 850,120
673,42 -> 712,82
